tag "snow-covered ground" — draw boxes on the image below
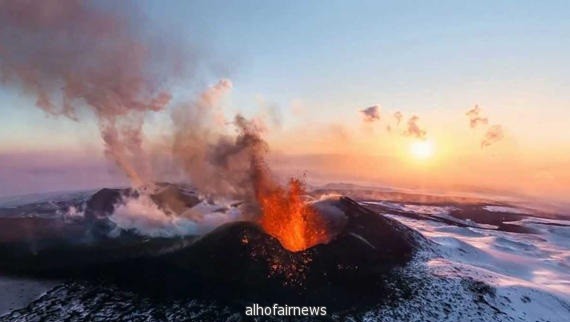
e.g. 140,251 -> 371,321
484,205 -> 534,215
365,203 -> 570,321
0,190 -> 95,209
1,189 -> 569,321
362,201 -> 498,229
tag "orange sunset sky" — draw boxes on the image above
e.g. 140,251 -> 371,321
0,1 -> 568,210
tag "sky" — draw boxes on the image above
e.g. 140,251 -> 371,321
0,1 -> 569,206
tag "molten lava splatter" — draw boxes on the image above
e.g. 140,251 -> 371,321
257,178 -> 331,252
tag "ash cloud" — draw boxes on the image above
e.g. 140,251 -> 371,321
359,107 -> 427,139
393,111 -> 403,125
171,80 -> 273,208
0,0 -> 280,222
109,194 -> 240,238
481,125 -> 504,148
0,0 -> 184,187
404,115 -> 427,139
465,105 -> 504,148
386,111 -> 403,132
361,105 -> 381,122
466,105 -> 489,128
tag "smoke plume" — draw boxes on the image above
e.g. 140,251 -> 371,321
465,105 -> 504,147
0,0 -> 181,186
404,115 -> 427,139
393,111 -> 403,125
0,2 -> 345,248
171,80 -> 275,206
466,105 -> 489,128
481,125 -> 504,148
109,194 -> 241,238
361,105 -> 381,122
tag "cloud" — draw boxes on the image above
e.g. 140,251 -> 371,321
361,105 -> 381,122
481,125 -> 504,148
466,105 -> 504,148
393,111 -> 403,125
404,115 -> 427,139
466,105 -> 489,129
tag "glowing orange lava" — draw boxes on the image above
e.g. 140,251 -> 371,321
258,178 -> 331,252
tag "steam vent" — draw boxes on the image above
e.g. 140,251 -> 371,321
0,184 -> 424,311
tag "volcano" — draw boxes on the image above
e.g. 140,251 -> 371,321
2,184 -> 569,321
0,184 -> 424,310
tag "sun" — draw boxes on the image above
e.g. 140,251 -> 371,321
410,140 -> 434,160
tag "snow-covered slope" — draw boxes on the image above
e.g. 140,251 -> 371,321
360,201 -> 570,322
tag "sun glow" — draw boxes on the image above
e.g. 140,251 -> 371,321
410,140 -> 434,160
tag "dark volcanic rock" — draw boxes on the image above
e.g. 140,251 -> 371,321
84,184 -> 202,220
76,196 -> 424,310
0,195 -> 424,311
84,188 -> 124,221
150,184 -> 201,215
83,184 -> 202,237
158,197 -> 422,308
84,187 -> 134,238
